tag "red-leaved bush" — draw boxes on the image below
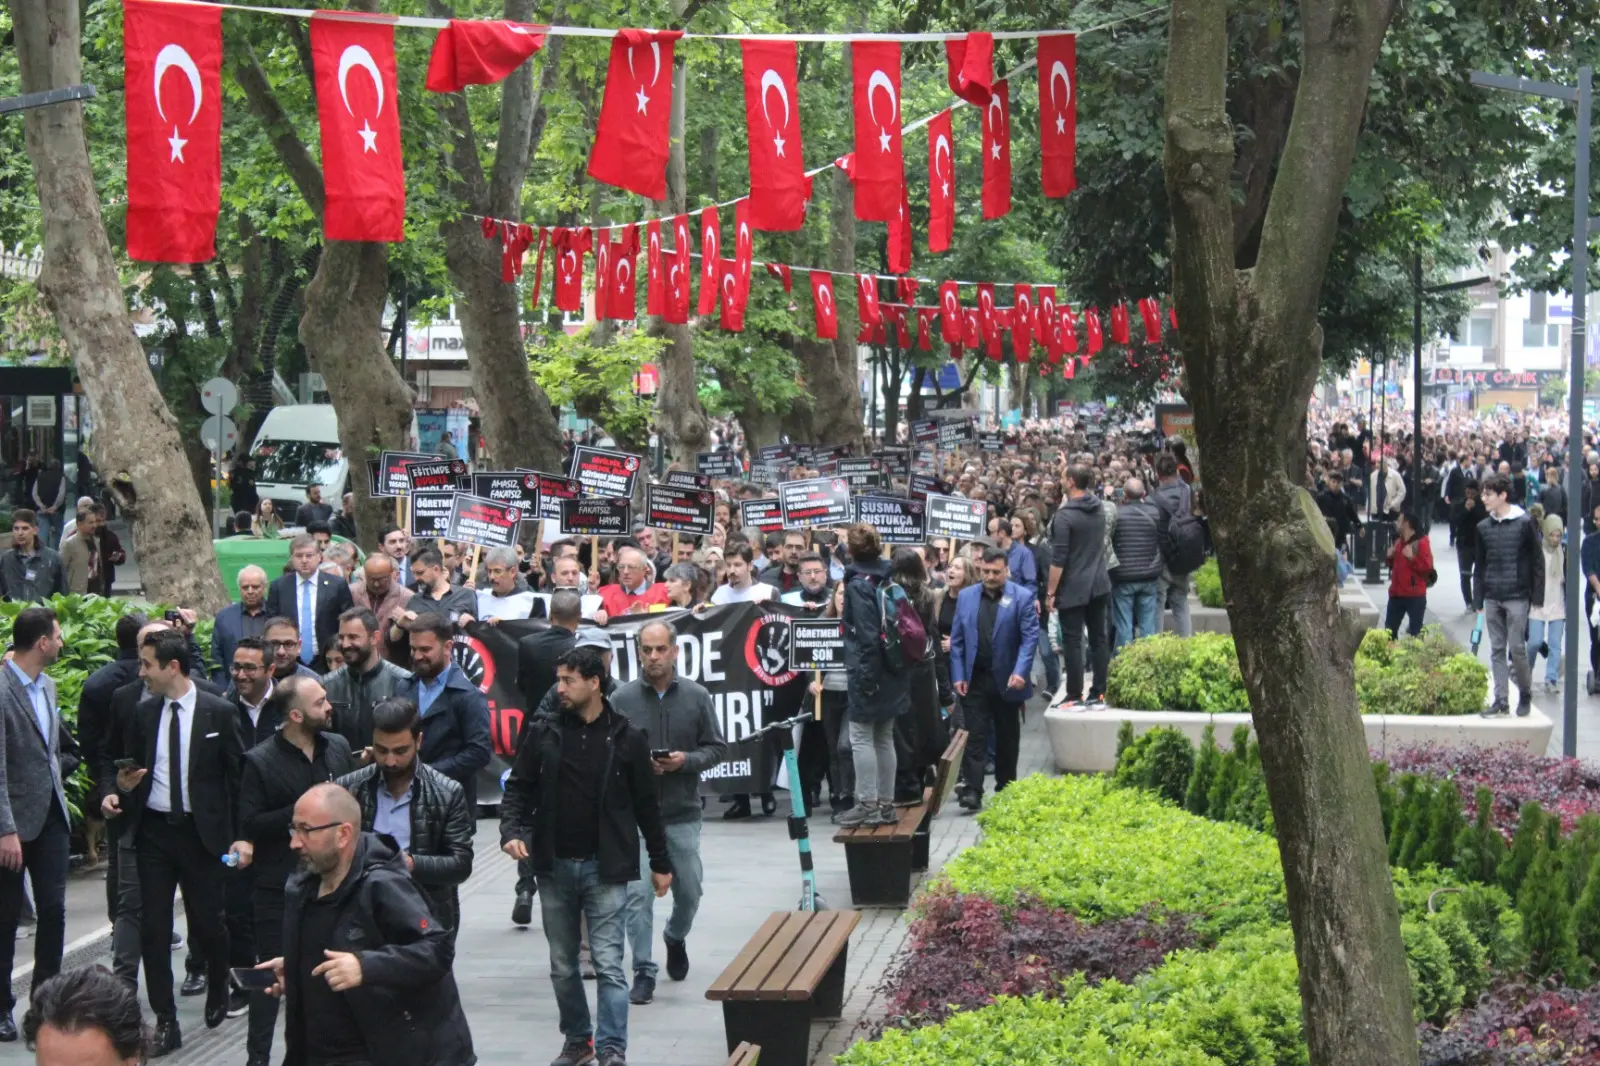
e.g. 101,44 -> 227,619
1419,980 -> 1600,1066
872,891 -> 1196,1032
1382,745 -> 1600,836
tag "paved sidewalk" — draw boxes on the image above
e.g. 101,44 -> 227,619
0,705 -> 1053,1066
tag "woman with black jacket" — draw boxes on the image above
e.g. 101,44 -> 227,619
890,548 -> 949,804
1449,480 -> 1486,610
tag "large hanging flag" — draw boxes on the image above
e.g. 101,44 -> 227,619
697,206 -> 720,316
1086,307 -> 1104,353
888,187 -> 912,275
1111,301 -> 1132,344
811,270 -> 838,339
608,224 -> 639,321
733,198 -> 753,291
311,12 -> 404,242
741,40 -> 810,231
944,31 -> 993,106
587,29 -> 682,200
424,19 -> 545,93
1037,286 -> 1059,357
718,258 -> 746,332
851,42 -> 903,223
1038,33 -> 1078,197
938,280 -> 962,343
857,273 -> 882,327
1140,296 -> 1163,344
961,308 -> 981,350
550,227 -> 591,312
645,219 -> 664,316
1061,305 -> 1079,354
915,307 -> 937,352
124,0 -> 223,262
927,110 -> 954,254
982,79 -> 1012,220
666,214 -> 692,324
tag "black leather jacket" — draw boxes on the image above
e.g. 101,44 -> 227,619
322,658 -> 414,754
337,761 -> 474,932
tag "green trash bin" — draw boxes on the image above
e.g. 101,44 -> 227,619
212,534 -> 360,601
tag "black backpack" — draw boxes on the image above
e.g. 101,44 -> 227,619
1159,496 -> 1206,574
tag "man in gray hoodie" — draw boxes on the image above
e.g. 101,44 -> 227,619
613,619 -> 727,1006
1047,466 -> 1113,706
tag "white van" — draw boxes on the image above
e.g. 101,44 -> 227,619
249,405 -> 347,517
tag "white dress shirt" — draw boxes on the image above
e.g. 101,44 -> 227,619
242,678 -> 274,729
146,682 -> 197,814
298,575 -> 320,656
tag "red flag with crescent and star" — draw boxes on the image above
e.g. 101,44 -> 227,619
593,228 -> 611,320
124,0 -> 223,262
1111,301 -> 1132,344
856,273 -> 882,327
765,262 -> 793,292
916,307 -> 937,352
424,19 -> 544,93
1012,283 -> 1033,359
938,281 -> 962,343
741,40 -> 810,231
550,227 -> 591,312
1039,34 -> 1078,197
718,258 -> 746,332
981,79 -> 1012,220
810,270 -> 838,339
1140,296 -> 1163,344
1036,285 -> 1060,359
587,29 -> 682,200
851,42 -> 903,223
645,219 -> 664,316
976,283 -> 997,339
666,214 -> 692,324
1086,307 -> 1104,353
697,206 -> 720,316
927,110 -> 955,253
945,32 -> 993,106
1061,305 -> 1079,354
607,224 -> 639,321
733,198 -> 754,296
962,308 -> 981,350
311,12 -> 404,242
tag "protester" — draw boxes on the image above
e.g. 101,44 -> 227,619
265,534 -> 354,672
404,546 -> 479,627
1151,455 -> 1198,639
1108,478 -> 1164,652
662,562 -> 710,610
1384,512 -> 1433,638
251,499 -> 283,539
1450,480 -> 1485,610
262,617 -> 320,684
709,543 -> 773,605
22,966 -> 148,1066
292,484 -> 333,528
1527,513 -> 1567,694
212,565 -> 271,684
225,637 -> 279,748
838,523 -> 908,828
1048,466 -> 1112,707
400,615 -> 493,809
949,548 -> 1038,810
1474,472 -> 1544,717
351,554 -> 414,663
60,503 -> 107,595
1,510 -> 66,603
597,547 -> 672,615
757,531 -> 807,595
889,548 -> 946,805
331,493 -> 358,541
30,460 -> 65,547
323,607 -> 414,758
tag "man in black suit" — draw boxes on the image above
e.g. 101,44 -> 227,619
264,534 -> 353,673
100,628 -> 247,1056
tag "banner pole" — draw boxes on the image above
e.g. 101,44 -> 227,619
670,531 -> 678,565
814,669 -> 823,721
470,544 -> 482,584
590,534 -> 599,580
395,495 -> 403,529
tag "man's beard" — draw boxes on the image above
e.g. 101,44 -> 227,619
380,759 -> 414,783
298,849 -> 337,876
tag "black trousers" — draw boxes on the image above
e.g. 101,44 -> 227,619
1059,595 -> 1111,702
226,863 -> 257,967
1457,544 -> 1476,608
959,683 -> 1020,799
247,887 -> 285,1061
0,803 -> 69,1011
137,816 -> 229,1019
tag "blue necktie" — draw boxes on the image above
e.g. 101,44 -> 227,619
299,578 -> 315,663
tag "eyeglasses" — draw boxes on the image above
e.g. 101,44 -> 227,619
289,821 -> 341,838
266,639 -> 300,650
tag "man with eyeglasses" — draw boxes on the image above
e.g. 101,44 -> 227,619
224,638 -> 277,749
212,566 -> 271,684
236,676 -> 355,1066
465,545 -> 538,624
262,618 -> 318,684
595,547 -> 671,617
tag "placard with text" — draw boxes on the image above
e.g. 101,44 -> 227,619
559,497 -> 633,537
569,445 -> 643,498
924,492 -> 988,541
645,484 -> 716,536
446,494 -> 525,549
778,477 -> 852,529
533,472 -> 580,524
404,458 -> 468,493
377,450 -> 436,497
908,473 -> 952,501
664,470 -> 712,491
409,490 -> 457,539
938,419 -> 976,449
472,471 -> 540,513
696,451 -> 742,478
740,497 -> 784,533
788,618 -> 846,672
853,495 -> 925,544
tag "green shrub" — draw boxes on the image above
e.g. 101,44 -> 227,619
1177,634 -> 1252,713
1402,917 -> 1464,1023
1572,850 -> 1600,963
1195,558 -> 1224,608
1185,725 -> 1220,817
1114,719 -> 1136,763
1104,634 -> 1194,711
943,776 -> 1287,935
1454,786 -> 1507,887
1439,882 -> 1526,973
1113,727 -> 1195,806
1499,802 -> 1546,898
1428,908 -> 1490,1006
1517,837 -> 1579,979
1356,628 -> 1490,717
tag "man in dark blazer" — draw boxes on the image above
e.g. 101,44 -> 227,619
0,607 -> 71,1041
950,546 -> 1039,812
100,628 -> 247,1055
516,589 -> 581,713
264,534 -> 353,673
398,614 -> 492,811
210,564 -> 270,684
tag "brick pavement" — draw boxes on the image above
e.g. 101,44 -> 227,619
0,700 -> 1053,1066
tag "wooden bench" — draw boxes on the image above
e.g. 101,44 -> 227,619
724,1043 -> 761,1066
707,911 -> 861,1066
912,729 -> 968,872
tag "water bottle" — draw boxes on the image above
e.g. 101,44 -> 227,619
221,851 -> 240,868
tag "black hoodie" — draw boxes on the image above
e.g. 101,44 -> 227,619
1048,494 -> 1113,608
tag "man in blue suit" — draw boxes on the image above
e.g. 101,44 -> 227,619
264,535 -> 353,673
950,546 -> 1038,812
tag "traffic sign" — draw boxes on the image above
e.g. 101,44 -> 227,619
201,414 -> 238,453
200,377 -> 238,416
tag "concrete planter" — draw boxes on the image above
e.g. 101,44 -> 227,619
1175,586 -> 1379,635
1045,705 -> 1555,774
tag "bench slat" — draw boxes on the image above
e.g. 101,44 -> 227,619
928,729 -> 968,819
786,910 -> 862,994
727,912 -> 812,996
832,801 -> 928,844
757,910 -> 848,1000
726,1042 -> 761,1066
706,913 -> 790,1000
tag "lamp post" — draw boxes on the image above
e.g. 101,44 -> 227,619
1409,259 -> 1493,510
1470,68 -> 1592,756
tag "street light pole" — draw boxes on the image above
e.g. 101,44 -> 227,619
1409,265 -> 1494,509
1471,67 -> 1592,756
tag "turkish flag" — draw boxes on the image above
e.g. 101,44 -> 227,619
857,273 -> 882,327
608,226 -> 639,321
497,222 -> 534,282
986,329 -> 1003,362
938,281 -> 962,343
945,32 -> 993,106
587,29 -> 682,200
885,304 -> 910,348
1061,306 -> 1079,353
665,215 -> 692,324
982,79 -> 1012,220
1140,297 -> 1162,344
733,198 -> 753,291
742,40 -> 810,231
697,206 -> 720,316
1038,34 -> 1078,197
593,229 -> 611,321
962,309 -> 981,350
976,283 -> 997,339
1064,359 -> 1076,380
311,13 -> 404,242
888,187 -> 912,275
425,19 -> 544,93
718,258 -> 746,332
1086,307 -> 1104,353
1170,306 -> 1180,330
1013,283 -> 1033,351
927,110 -> 955,254
125,0 -> 222,262
811,271 -> 838,339
1037,286 -> 1059,356
529,227 -> 548,307
852,42 -> 903,223
551,227 -> 591,312
1111,302 -> 1132,344
765,263 -> 793,293
916,307 -> 937,352
896,277 -> 920,304
645,220 -> 664,316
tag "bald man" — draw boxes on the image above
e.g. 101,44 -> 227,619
262,783 -> 473,1066
352,555 -> 414,666
213,565 -> 271,683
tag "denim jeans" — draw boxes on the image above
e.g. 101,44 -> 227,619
1034,627 -> 1061,695
1111,580 -> 1161,653
1527,617 -> 1566,684
627,820 -> 703,979
1161,572 -> 1193,636
847,719 -> 897,805
1485,597 -> 1531,705
540,858 -> 631,1055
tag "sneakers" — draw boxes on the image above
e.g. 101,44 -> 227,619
835,803 -> 877,828
956,786 -> 983,812
225,990 -> 249,1018
664,935 -> 689,981
512,889 -> 534,927
629,974 -> 655,1005
598,1050 -> 627,1066
1481,702 -> 1510,718
870,802 -> 899,826
551,1039 -> 596,1066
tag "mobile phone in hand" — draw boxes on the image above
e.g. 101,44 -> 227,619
651,749 -> 672,761
230,967 -> 277,992
115,758 -> 140,772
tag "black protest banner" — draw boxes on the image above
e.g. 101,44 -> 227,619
978,431 -> 1005,452
447,494 -> 525,549
909,419 -> 939,445
748,460 -> 784,486
405,458 -> 468,493
874,446 -> 910,476
788,618 -> 845,671
559,497 -> 632,537
533,472 -> 580,525
665,470 -> 712,491
377,450 -> 435,496
409,490 -> 457,539
938,419 -> 976,449
837,457 -> 882,490
908,473 -> 952,501
740,497 -> 784,533
696,452 -> 742,478
812,445 -> 851,463
758,443 -> 793,462
473,471 -> 540,513
366,459 -> 390,499
570,445 -> 644,498
925,492 -> 988,541
645,484 -> 715,535
460,602 -> 807,798
852,494 -> 926,544
779,477 -> 852,528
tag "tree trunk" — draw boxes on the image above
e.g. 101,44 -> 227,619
9,0 -> 230,609
784,167 -> 864,448
1163,0 -> 1416,1064
879,350 -> 903,445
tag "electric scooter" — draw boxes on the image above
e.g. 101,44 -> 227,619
740,710 -> 828,912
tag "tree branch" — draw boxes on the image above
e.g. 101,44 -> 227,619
233,38 -> 325,217
486,0 -> 565,214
